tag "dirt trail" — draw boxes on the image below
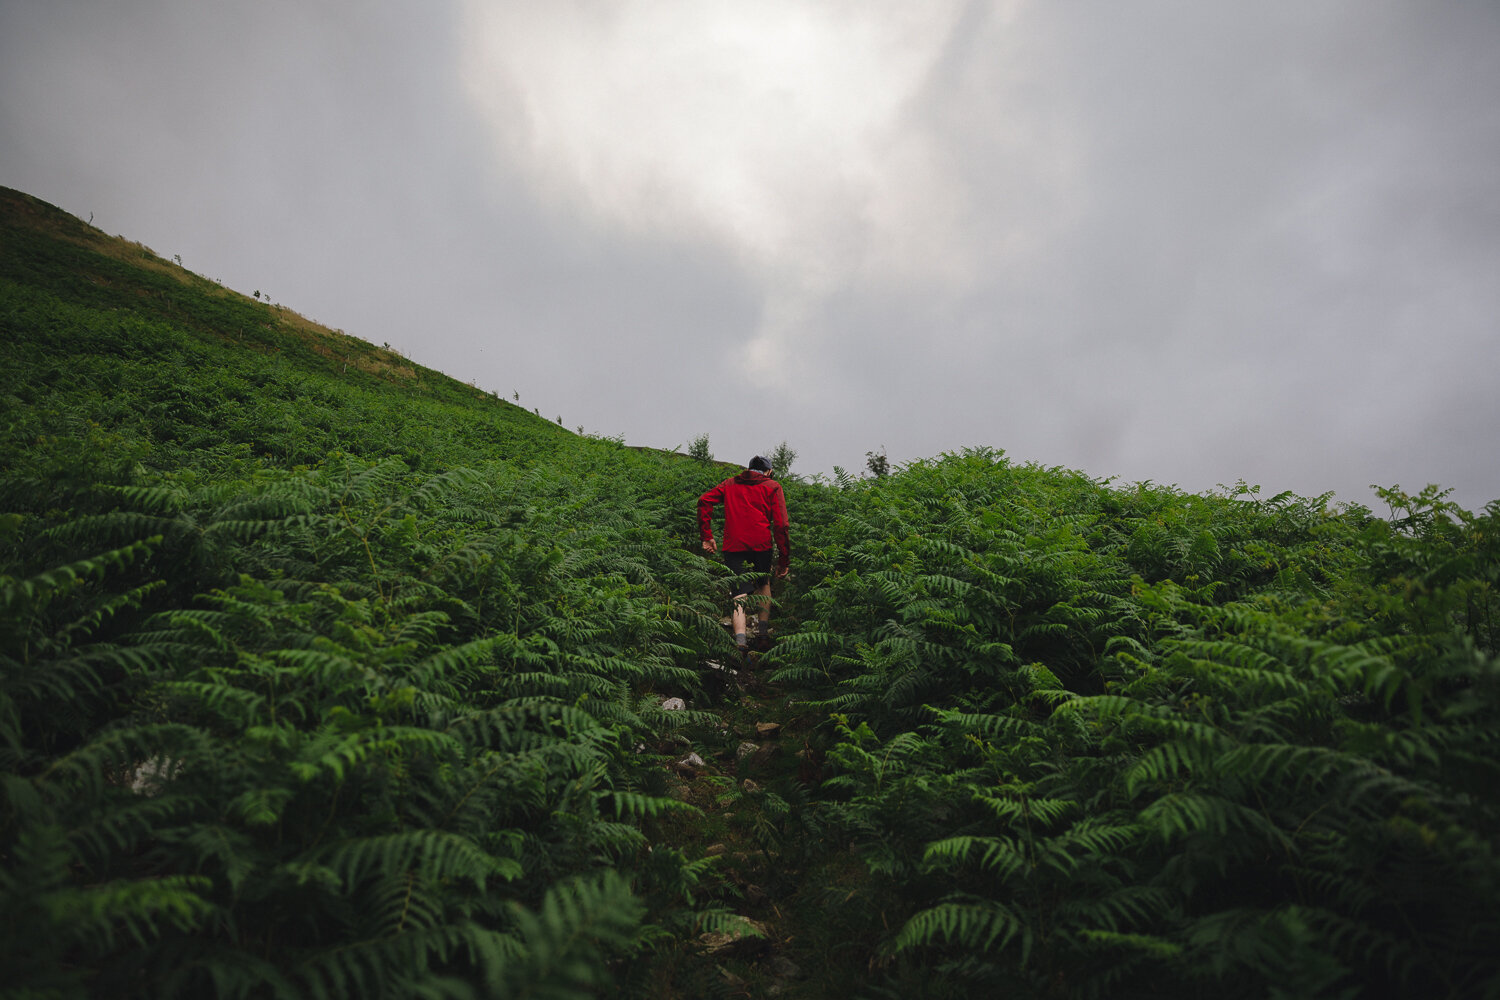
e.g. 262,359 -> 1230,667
652,641 -> 828,998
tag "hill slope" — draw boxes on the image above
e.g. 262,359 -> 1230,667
1,186 -> 579,475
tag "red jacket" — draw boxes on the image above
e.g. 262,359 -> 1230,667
699,470 -> 790,569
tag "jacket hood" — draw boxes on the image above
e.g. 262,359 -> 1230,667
734,470 -> 772,485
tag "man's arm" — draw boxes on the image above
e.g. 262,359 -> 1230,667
698,482 -> 725,552
771,482 -> 790,574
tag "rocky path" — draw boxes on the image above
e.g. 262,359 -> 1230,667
650,642 -> 828,998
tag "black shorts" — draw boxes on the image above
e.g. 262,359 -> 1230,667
724,549 -> 773,596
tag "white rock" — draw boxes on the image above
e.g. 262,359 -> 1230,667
661,697 -> 687,711
129,756 -> 180,796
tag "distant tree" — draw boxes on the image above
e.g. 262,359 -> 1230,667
688,433 -> 713,463
556,415 -> 563,425
865,448 -> 890,479
767,441 -> 797,478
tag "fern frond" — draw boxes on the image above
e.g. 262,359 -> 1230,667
1060,885 -> 1177,934
1,536 -> 161,612
608,790 -> 701,821
321,830 -> 520,892
892,898 -> 1032,959
1139,793 -> 1292,853
501,870 -> 647,994
45,874 -> 214,951
1076,928 -> 1183,959
1122,741 -> 1216,797
971,792 -> 1075,828
922,835 -> 1027,881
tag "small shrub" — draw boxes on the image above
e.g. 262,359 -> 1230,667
768,440 -> 798,477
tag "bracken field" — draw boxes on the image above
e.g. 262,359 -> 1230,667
3,186 -> 1498,998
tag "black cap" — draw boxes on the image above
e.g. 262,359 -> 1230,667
749,455 -> 772,472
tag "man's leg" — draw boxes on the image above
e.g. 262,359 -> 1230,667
731,599 -> 749,647
728,551 -> 772,651
730,586 -> 771,629
724,551 -> 751,649
751,581 -> 773,649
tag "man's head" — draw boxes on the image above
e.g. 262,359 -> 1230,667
749,455 -> 772,473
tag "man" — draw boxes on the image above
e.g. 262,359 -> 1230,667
698,455 -> 790,652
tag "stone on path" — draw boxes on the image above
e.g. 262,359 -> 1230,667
697,916 -> 770,957
671,752 -> 706,777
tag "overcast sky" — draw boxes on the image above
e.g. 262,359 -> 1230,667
4,0 -> 1498,510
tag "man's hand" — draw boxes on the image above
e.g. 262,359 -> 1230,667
702,538 -> 717,554
776,565 -> 789,579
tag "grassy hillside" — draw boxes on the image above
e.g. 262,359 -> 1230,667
0,186 -> 584,475
3,188 -> 1498,999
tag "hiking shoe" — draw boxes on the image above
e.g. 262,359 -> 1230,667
754,623 -> 772,651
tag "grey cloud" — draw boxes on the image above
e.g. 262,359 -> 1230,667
3,0 -> 1497,509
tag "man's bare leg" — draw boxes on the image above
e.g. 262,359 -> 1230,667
732,601 -> 748,648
